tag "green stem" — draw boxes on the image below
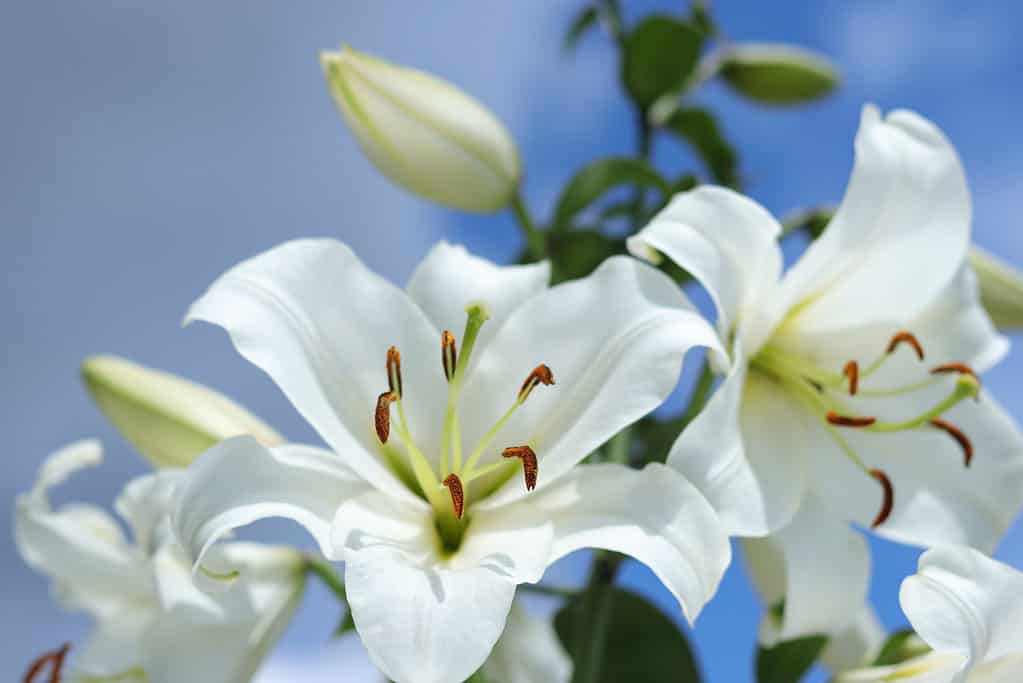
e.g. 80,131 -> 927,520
681,359 -> 716,425
304,555 -> 347,604
511,192 -> 545,262
574,552 -> 625,683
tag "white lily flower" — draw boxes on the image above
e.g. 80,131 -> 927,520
482,601 -> 572,683
629,104 -> 1023,641
15,440 -> 304,683
835,546 -> 1023,683
172,239 -> 731,683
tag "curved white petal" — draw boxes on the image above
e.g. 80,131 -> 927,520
173,436 -> 369,565
406,241 -> 550,359
185,238 -> 443,501
835,652 -> 966,683
483,601 -> 573,683
462,256 -> 722,505
902,547 -> 1023,670
72,606 -> 153,680
822,606 -> 886,673
669,360 -> 808,537
779,105 -> 971,335
628,185 -> 784,353
505,462 -> 730,624
744,496 -> 870,643
115,470 -> 182,555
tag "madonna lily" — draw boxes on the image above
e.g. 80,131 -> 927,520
14,440 -> 304,683
172,239 -> 731,683
628,104 -> 1023,641
835,546 -> 1023,683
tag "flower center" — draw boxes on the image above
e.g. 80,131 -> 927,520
750,330 -> 980,528
371,302 -> 554,552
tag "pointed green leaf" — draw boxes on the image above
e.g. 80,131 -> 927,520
564,6 -> 599,53
756,634 -> 828,683
720,44 -> 839,106
553,157 -> 668,229
622,16 -> 704,108
871,629 -> 931,666
81,354 -> 282,468
662,108 -> 738,186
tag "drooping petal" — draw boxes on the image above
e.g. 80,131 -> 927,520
173,436 -> 370,565
406,241 -> 550,359
461,256 -> 723,504
493,462 -> 730,624
483,601 -> 573,683
902,546 -> 1023,669
744,496 -> 870,643
669,360 -> 808,537
628,185 -> 785,353
185,238 -> 444,500
778,105 -> 971,336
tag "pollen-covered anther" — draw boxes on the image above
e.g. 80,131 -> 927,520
518,364 -> 555,403
375,391 -> 398,444
886,331 -> 925,360
24,642 -> 70,683
443,473 -> 465,519
826,411 -> 877,428
842,360 -> 859,396
502,445 -> 538,491
931,362 -> 979,383
868,468 -> 894,528
930,418 -> 974,467
386,346 -> 403,397
441,330 -> 458,382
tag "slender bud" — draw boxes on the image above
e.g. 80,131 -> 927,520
886,331 -> 925,360
968,246 -> 1023,330
826,411 -> 877,428
502,445 -> 538,491
842,360 -> 859,396
23,643 -> 70,683
443,473 -> 465,520
386,346 -> 403,398
868,469 -> 894,528
930,419 -> 973,467
718,43 -> 839,106
518,364 -> 555,403
320,47 -> 521,213
375,391 -> 398,444
441,331 -> 458,382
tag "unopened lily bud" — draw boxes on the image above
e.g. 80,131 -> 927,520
81,355 -> 282,468
719,43 -> 839,106
968,246 -> 1023,330
320,47 -> 521,213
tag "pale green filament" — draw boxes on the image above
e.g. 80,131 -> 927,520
463,400 -> 521,481
440,302 -> 489,474
866,375 -> 979,433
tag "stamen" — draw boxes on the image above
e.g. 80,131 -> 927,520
502,445 -> 538,491
931,362 -> 979,382
518,364 -> 555,403
827,411 -> 877,428
24,643 -> 70,683
386,346 -> 402,397
868,469 -> 894,528
375,391 -> 398,443
441,330 -> 457,382
886,331 -> 925,360
842,361 -> 859,396
930,418 -> 973,467
443,473 -> 465,519
868,374 -> 980,433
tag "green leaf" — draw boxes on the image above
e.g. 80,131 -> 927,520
547,230 -> 623,284
553,157 -> 668,229
334,609 -> 356,637
564,6 -> 599,53
622,16 -> 704,109
555,586 -> 701,682
662,108 -> 738,186
756,634 -> 828,683
872,629 -> 930,667
720,44 -> 839,106
781,206 -> 835,238
969,246 -> 1023,330
689,1 -> 716,36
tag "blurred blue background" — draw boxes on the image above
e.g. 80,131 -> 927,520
3,1 -> 1023,681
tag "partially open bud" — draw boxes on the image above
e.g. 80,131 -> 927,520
81,355 -> 282,469
518,365 -> 555,403
441,331 -> 458,382
320,47 -> 521,213
969,246 -> 1023,330
443,473 -> 465,520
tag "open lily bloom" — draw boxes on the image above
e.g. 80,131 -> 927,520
835,546 -> 1023,683
628,104 -> 1023,641
172,239 -> 731,683
14,440 -> 304,683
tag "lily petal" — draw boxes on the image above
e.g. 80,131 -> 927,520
483,601 -> 573,683
821,606 -> 886,673
173,436 -> 370,565
74,606 -> 154,679
779,105 -> 971,336
669,359 -> 808,537
115,470 -> 182,555
628,185 -> 784,354
185,238 -> 445,500
462,256 -> 722,504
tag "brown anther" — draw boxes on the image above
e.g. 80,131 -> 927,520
441,330 -> 458,382
518,364 -> 555,403
930,418 -> 974,467
842,361 -> 859,396
826,411 -> 877,428
443,473 -> 465,519
24,643 -> 70,683
930,362 -> 979,382
386,346 -> 402,397
886,331 -> 925,360
375,391 -> 398,444
502,445 -> 538,491
868,469 -> 894,528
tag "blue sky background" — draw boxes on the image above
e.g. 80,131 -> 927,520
3,1 -> 1023,681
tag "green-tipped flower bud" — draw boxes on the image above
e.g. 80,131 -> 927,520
320,47 -> 521,213
969,246 -> 1023,330
81,355 -> 282,468
719,43 -> 839,105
